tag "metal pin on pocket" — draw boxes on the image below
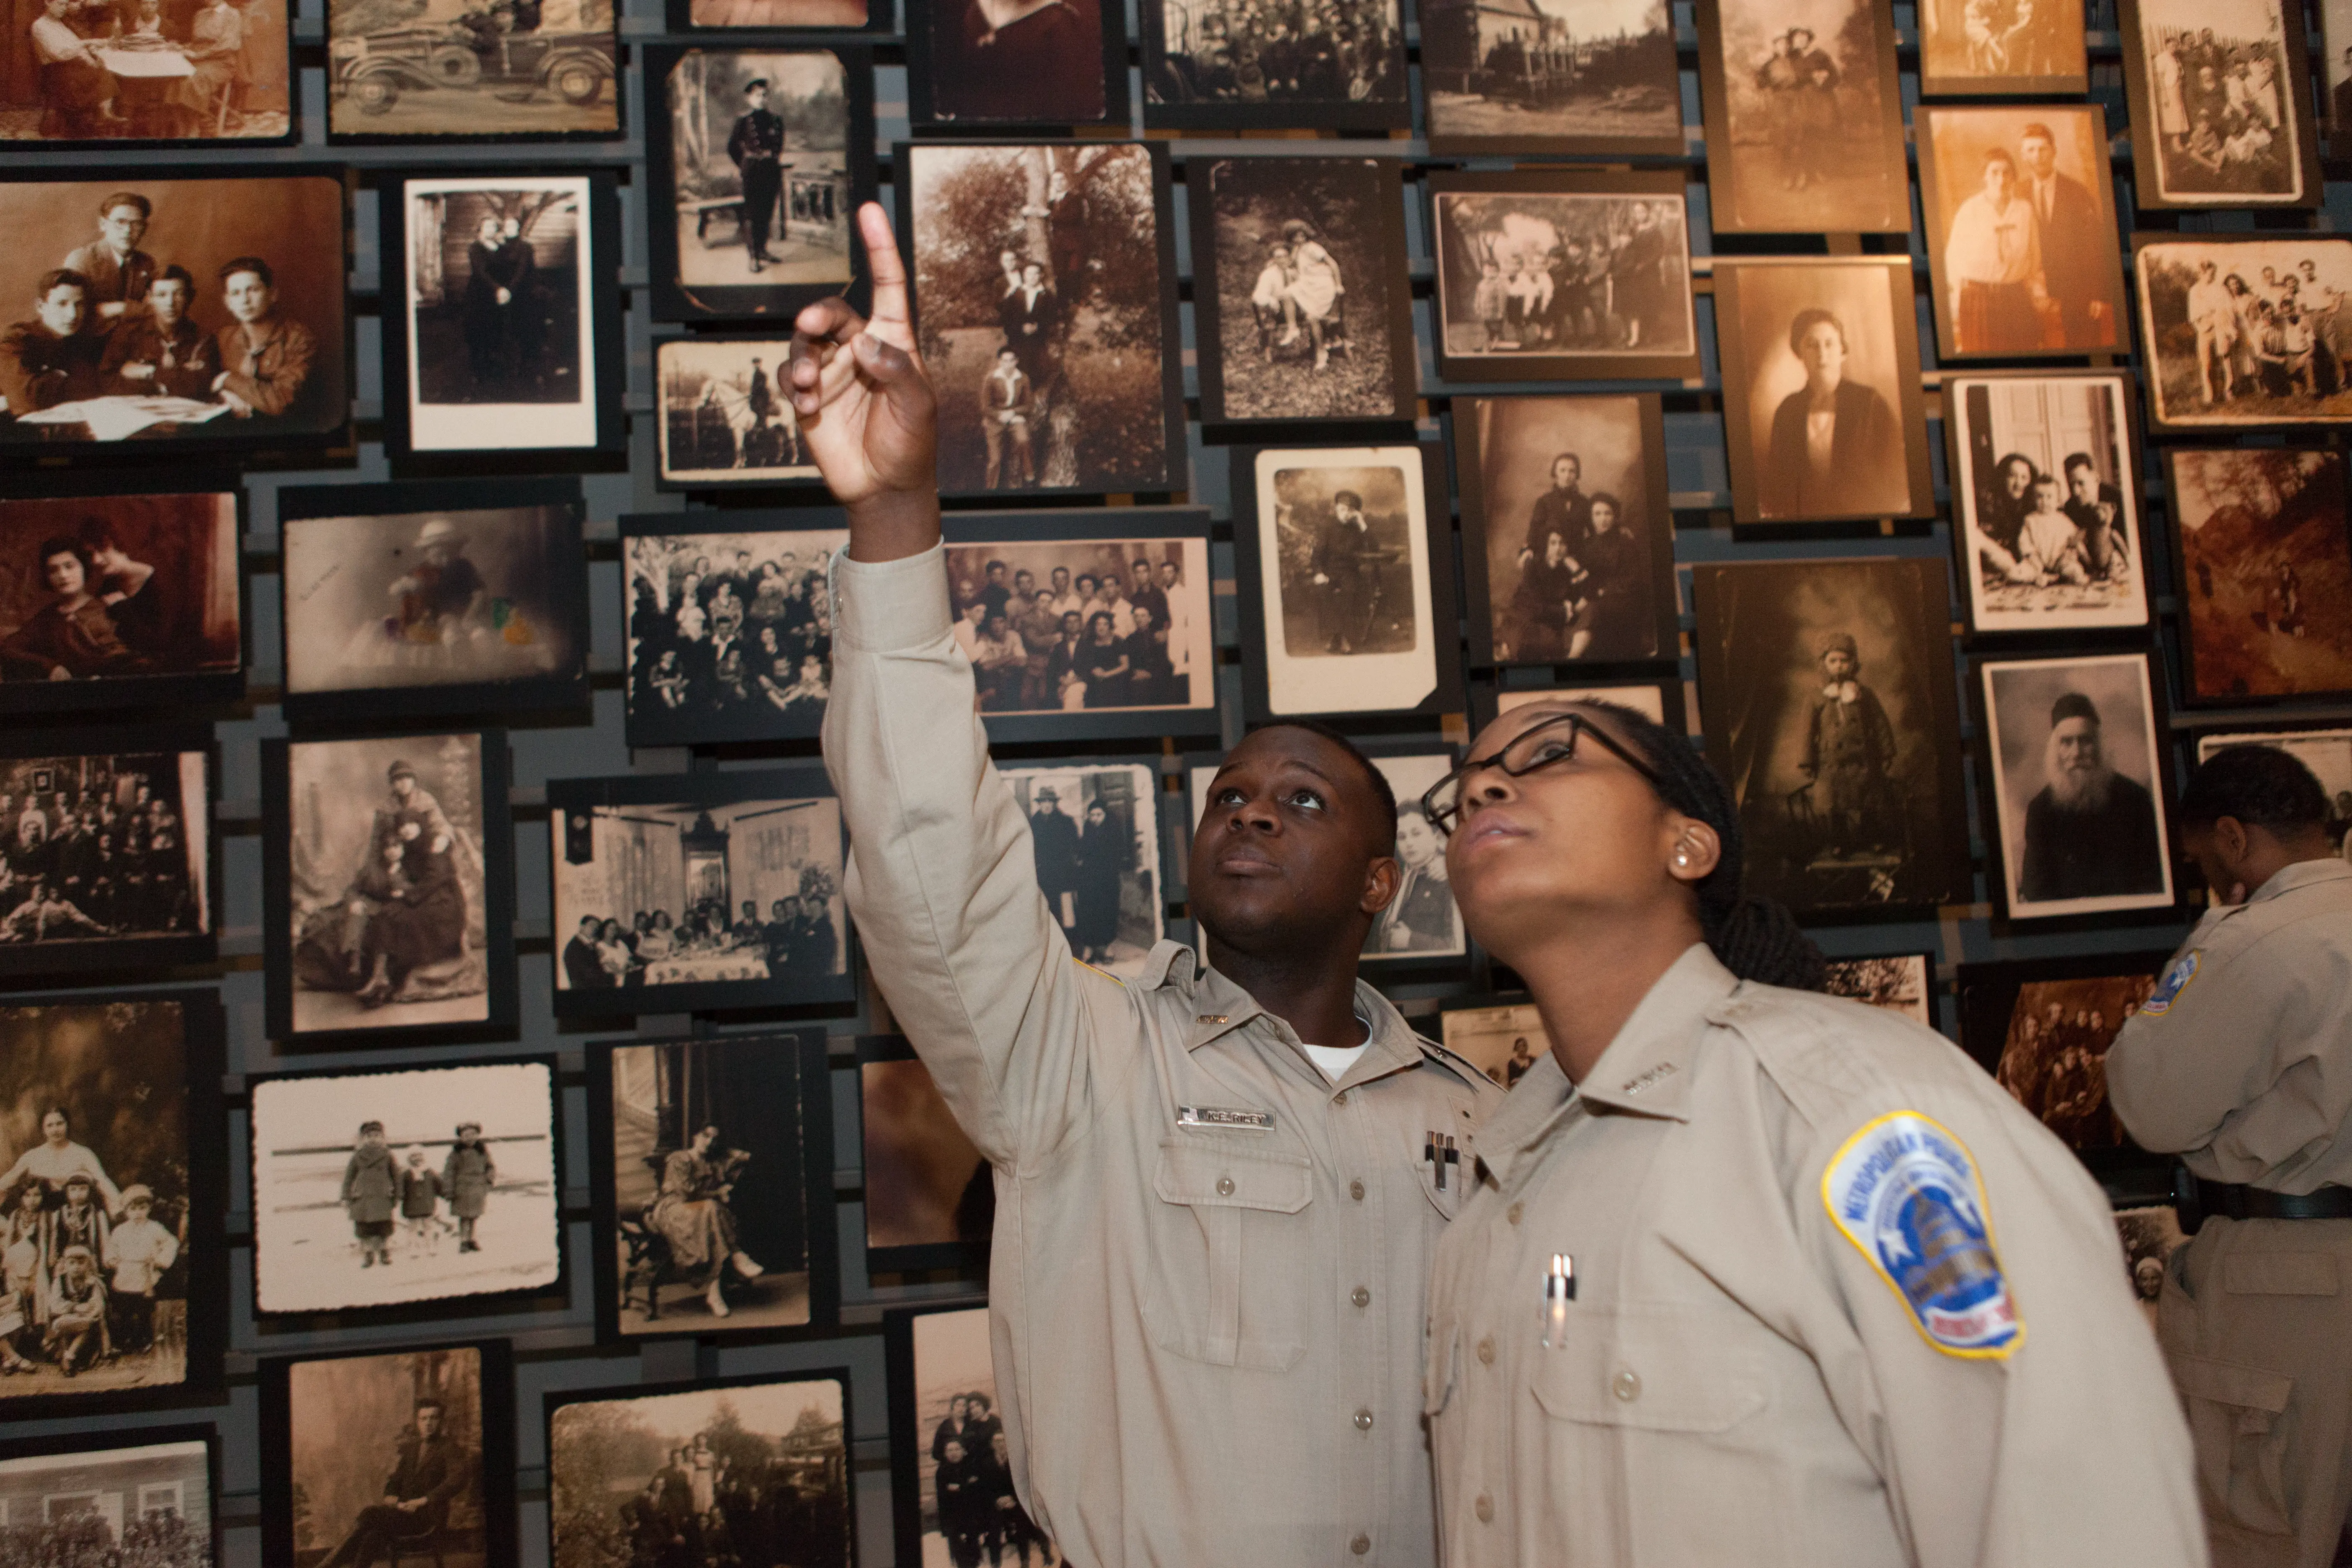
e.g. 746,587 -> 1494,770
1541,1253 -> 1575,1349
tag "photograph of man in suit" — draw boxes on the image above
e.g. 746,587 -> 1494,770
727,78 -> 788,275
313,1397 -> 470,1568
61,192 -> 157,337
2016,120 -> 2117,349
2017,690 -> 2166,905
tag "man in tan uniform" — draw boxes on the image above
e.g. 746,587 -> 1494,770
2109,745 -> 2352,1568
792,204 -> 1498,1567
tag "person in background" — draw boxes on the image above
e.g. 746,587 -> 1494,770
165,0 -> 241,132
43,1243 -> 105,1375
101,1182 -> 175,1352
443,1120 -> 494,1255
62,194 -> 154,334
341,1119 -> 397,1270
99,265 -> 219,402
397,1147 -> 444,1257
209,255 -> 315,422
0,270 -> 101,417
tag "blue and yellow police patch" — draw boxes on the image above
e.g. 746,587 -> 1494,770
1823,1111 -> 2021,1359
2140,950 -> 2200,1018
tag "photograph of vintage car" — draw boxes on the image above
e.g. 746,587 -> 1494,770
327,0 -> 620,140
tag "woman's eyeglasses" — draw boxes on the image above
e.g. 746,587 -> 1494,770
1421,712 -> 1662,837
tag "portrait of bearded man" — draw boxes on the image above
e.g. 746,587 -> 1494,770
2018,689 -> 2166,903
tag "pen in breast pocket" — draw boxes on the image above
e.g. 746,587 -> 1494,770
1541,1253 -> 1574,1349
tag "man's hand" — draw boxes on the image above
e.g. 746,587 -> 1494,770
788,202 -> 939,562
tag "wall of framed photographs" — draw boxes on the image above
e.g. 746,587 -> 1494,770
8,0 -> 2352,1561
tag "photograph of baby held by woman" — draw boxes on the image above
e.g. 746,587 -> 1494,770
942,536 -> 1211,717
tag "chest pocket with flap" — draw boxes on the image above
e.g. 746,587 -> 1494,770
1145,1138 -> 1315,1372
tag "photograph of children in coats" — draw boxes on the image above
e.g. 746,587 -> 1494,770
907,144 -> 1173,495
607,1039 -> 813,1333
1434,193 -> 1692,360
1981,655 -> 2174,918
625,531 -> 843,735
250,1063 -> 559,1313
1143,0 -> 1402,107
1984,971 -> 2159,1149
0,750 -> 206,948
8,0 -> 289,144
0,999 -> 191,1398
2169,449 -> 2352,702
1268,462 -> 1416,658
656,340 -> 817,485
548,1380 -> 852,1568
1950,378 -> 2146,634
0,1438 -> 212,1568
999,765 -> 1161,974
1421,0 -> 1677,148
285,736 -> 489,1032
1723,263 -> 1916,520
403,184 -> 584,418
663,52 -> 848,297
1708,0 -> 1903,232
1921,110 -> 2123,356
2198,728 -> 2352,861
2133,240 -> 2352,426
942,539 -> 1210,714
1918,0 -> 2084,83
552,798 -> 846,993
281,505 -> 577,699
1821,954 -> 1932,1027
0,495 -> 240,692
861,1055 -> 988,1255
923,0 -> 1104,123
2114,1205 -> 2188,1332
913,1308 -> 1056,1568
1439,1002 -> 1549,1089
2133,0 -> 2303,203
325,0 -> 615,138
0,178 -> 343,443
286,1347 -> 487,1568
1202,158 -> 1401,417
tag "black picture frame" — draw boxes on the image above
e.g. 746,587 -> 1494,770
2130,233 -> 2352,432
260,728 -> 520,1048
903,0 -> 1130,130
1916,0 -> 2089,97
1422,0 -> 1685,158
642,44 -> 878,326
276,477 -> 591,724
1469,674 -> 1688,739
585,1028 -> 841,1343
546,765 -> 860,1020
5,1 -> 299,152
2161,446 -> 2352,709
0,1422 -> 222,1558
652,333 -> 826,490
856,1035 -> 989,1277
664,0 -> 895,34
1138,0 -> 1408,131
883,1300 -> 1003,1568
258,1338 -> 518,1568
376,167 -> 627,467
323,0 -> 620,144
2117,0 -> 2322,212
1433,990 -> 1548,1090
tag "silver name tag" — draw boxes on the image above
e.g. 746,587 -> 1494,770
1177,1106 -> 1274,1131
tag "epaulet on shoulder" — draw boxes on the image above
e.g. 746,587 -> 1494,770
1418,1035 -> 1498,1093
1071,955 -> 1127,989
1709,982 -> 1975,1130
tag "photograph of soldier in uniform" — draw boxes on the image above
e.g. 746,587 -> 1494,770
0,743 -> 211,977
892,1306 -> 1057,1568
910,0 -> 1114,126
1422,0 -> 1679,155
546,1373 -> 854,1568
1959,962 -> 2163,1149
1692,558 -> 1972,917
941,536 -> 1212,717
905,142 -> 1180,497
2168,449 -> 2352,705
859,1043 -> 989,1266
1438,1001 -> 1548,1089
2120,0 -> 2316,208
2131,238 -> 2352,430
1916,0 -> 2086,93
1696,0 -> 1906,234
2114,1205 -> 2187,1331
999,763 -> 1162,975
1980,652 -> 2177,920
0,1434 -> 214,1567
3,0 -> 291,146
324,0 -> 614,139
621,524 -> 846,745
2197,728 -> 2352,862
1139,0 -> 1406,130
1822,954 -> 1932,1027
655,338 -> 818,488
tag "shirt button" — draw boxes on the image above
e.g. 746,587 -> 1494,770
1506,1202 -> 1523,1225
1612,1369 -> 1641,1403
1475,1494 -> 1494,1524
1349,1179 -> 1365,1201
1215,1176 -> 1235,1197
1476,1336 -> 1495,1365
1352,1285 -> 1371,1308
1350,1535 -> 1371,1556
1353,1408 -> 1374,1431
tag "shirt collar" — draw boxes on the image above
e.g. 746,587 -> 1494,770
1180,959 -> 1422,1088
2249,856 -> 2352,904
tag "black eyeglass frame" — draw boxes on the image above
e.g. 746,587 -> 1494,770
1421,712 -> 1664,836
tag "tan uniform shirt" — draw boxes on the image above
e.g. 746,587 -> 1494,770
822,544 -> 1499,1568
1428,944 -> 2205,1568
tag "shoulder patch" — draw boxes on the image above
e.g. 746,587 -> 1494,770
1822,1111 -> 2022,1359
2140,950 -> 2200,1018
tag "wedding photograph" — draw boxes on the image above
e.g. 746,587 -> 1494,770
2166,448 -> 2352,705
905,0 -> 1123,127
2197,727 -> 2352,856
3,0 -> 291,149
655,337 -> 820,489
1439,999 -> 1547,1089
859,1037 -> 989,1272
1957,953 -> 2172,1153
2131,237 -> 2352,429
887,1305 -> 1053,1568
1422,0 -> 1682,156
0,1429 -> 215,1568
2120,0 -> 2319,209
1916,0 -> 2086,94
325,0 -> 615,140
999,762 -> 1163,976
1139,0 -> 1407,130
1694,0 -> 1908,234
1822,953 -> 1934,1027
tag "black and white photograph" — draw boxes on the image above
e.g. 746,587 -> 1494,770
384,173 -> 621,458
623,516 -> 847,748
0,1429 -> 216,1567
1139,0 -> 1407,131
546,1372 -> 854,1568
1001,762 -> 1163,976
1713,257 -> 1934,524
645,46 -> 872,325
1429,172 -> 1698,382
1694,0 -> 1908,235
264,732 -> 514,1044
1692,559 -> 1973,917
1918,108 -> 2126,359
548,768 -> 856,1019
1475,676 -> 1682,735
1822,953 -> 1934,1027
248,1059 -> 562,1316
1947,373 -> 2149,637
591,1032 -> 837,1339
1916,0 -> 2086,95
887,1305 -> 1057,1568
1191,157 -> 1415,428
1236,443 -> 1455,720
2131,237 -> 2352,430
1422,0 -> 1682,157
261,1341 -> 515,1568
0,487 -> 242,718
0,992 -> 223,1416
669,0 -> 882,32
2166,448 -> 2352,705
906,0 -> 1123,128
2115,1205 -> 2187,1330
4,0 -> 291,150
2328,0 -> 2352,134
1456,395 -> 1676,667
1439,1000 -> 1548,1090
325,0 -> 615,141
655,338 -> 820,489
1957,954 -> 2171,1155
903,142 -> 1183,498
859,1037 -> 988,1273
277,479 -> 588,722
0,172 -> 349,455
2199,727 -> 2352,860
1978,652 -> 2178,921
2119,0 -> 2318,209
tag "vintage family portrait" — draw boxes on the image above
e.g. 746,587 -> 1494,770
1823,954 -> 1934,1027
889,1305 -> 1055,1568
1692,559 -> 1973,917
0,174 -> 347,451
1696,0 -> 1906,234
7,0 -> 289,147
1001,763 -> 1163,975
623,520 -> 846,746
1140,0 -> 1406,129
1439,1000 -> 1548,1090
2166,448 -> 2352,705
2133,237 -> 2352,428
1959,955 -> 2169,1154
325,0 -> 614,139
859,1039 -> 988,1269
1978,652 -> 2177,921
1456,395 -> 1675,668
1421,0 -> 1681,155
908,0 -> 1117,126
249,1060 -> 561,1316
656,338 -> 818,488
905,142 -> 1181,497
2198,728 -> 2352,859
1916,0 -> 2085,93
0,1431 -> 214,1567
2120,0 -> 2317,208
1947,374 -> 2148,636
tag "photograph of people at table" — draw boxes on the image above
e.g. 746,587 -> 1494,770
5,0 -> 289,144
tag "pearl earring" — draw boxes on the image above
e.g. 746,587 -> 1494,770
1672,849 -> 1691,869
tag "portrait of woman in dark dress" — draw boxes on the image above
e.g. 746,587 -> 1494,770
1504,529 -> 1581,662
1069,800 -> 1127,963
0,536 -> 149,682
929,0 -> 1104,123
1759,307 -> 1906,520
1563,492 -> 1651,661
1076,611 -> 1130,708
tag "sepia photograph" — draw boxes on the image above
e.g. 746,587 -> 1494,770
1423,0 -> 1681,156
904,142 -> 1182,498
622,516 -> 847,748
1957,954 -> 2170,1153
0,172 -> 348,454
262,1341 -> 514,1568
0,1429 -> 215,1568
2166,449 -> 2352,705
1001,762 -> 1163,975
1476,676 -> 1682,735
547,1372 -> 854,1568
655,338 -> 819,489
859,1037 -> 988,1272
249,1059 -> 561,1317
1429,171 -> 1697,382
1916,0 -> 2085,94
2115,1204 -> 2187,1330
1713,257 -> 1933,524
1692,559 -> 1973,917
2131,237 -> 2352,430
1978,652 -> 2177,921
1946,373 -> 2149,637
2199,727 -> 2352,859
0,488 -> 242,718
1192,157 -> 1415,427
1694,0 -> 1907,234
325,0 -> 614,141
1439,1000 -> 1548,1090
2120,0 -> 2318,209
1140,0 -> 1406,131
4,0 -> 290,149
548,768 -> 855,1019
2329,0 -> 2352,134
887,1305 -> 1055,1568
906,0 -> 1122,127
1918,107 -> 2125,359
670,0 -> 879,33
1456,395 -> 1676,668
266,732 -> 512,1044
1822,953 -> 1933,1027
277,479 -> 588,722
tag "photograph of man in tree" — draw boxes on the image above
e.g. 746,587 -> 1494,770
2169,448 -> 2352,703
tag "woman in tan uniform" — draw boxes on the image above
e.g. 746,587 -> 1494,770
1418,696 -> 2206,1568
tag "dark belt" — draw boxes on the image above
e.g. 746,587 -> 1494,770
2187,1173 -> 2352,1223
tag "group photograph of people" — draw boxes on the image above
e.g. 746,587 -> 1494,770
0,753 -> 205,950
1435,191 -> 1693,360
1143,0 -> 1403,108
8,0 -> 288,142
2139,239 -> 2352,423
943,541 -> 1208,715
2136,5 -> 2305,201
624,531 -> 840,735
